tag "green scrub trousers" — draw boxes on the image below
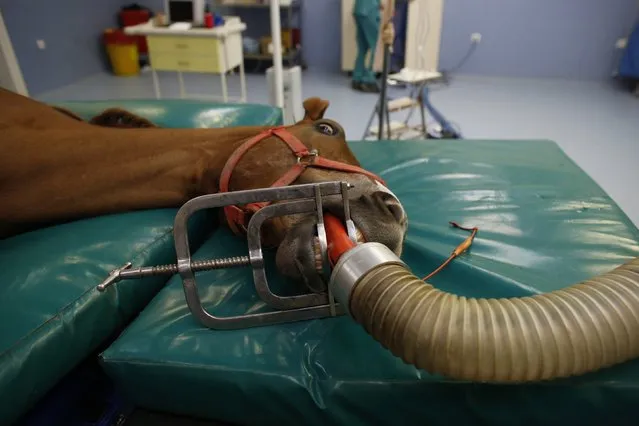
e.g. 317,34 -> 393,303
353,0 -> 381,84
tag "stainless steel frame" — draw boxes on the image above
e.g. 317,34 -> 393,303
97,181 -> 356,329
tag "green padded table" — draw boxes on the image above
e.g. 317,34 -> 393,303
0,100 -> 282,426
51,99 -> 283,129
101,140 -> 639,426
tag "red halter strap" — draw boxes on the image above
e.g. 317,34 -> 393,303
218,126 -> 385,235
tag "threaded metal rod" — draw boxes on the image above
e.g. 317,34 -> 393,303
97,256 -> 250,291
119,256 -> 250,278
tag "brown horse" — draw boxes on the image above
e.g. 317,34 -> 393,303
0,88 -> 407,292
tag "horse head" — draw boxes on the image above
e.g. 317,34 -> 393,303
214,97 -> 408,292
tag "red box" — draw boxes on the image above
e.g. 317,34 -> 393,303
119,10 -> 150,54
292,28 -> 301,47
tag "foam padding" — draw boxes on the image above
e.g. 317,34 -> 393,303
101,140 -> 639,426
1,99 -> 282,425
50,99 -> 283,129
0,209 -> 215,425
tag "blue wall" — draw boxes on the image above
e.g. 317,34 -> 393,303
301,0 -> 342,70
1,0 -> 123,95
309,0 -> 636,79
263,0 -> 638,79
4,0 -> 637,96
438,0 -> 639,79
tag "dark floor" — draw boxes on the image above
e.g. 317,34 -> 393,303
123,409 -> 234,426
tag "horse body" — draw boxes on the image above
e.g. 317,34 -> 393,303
0,88 -> 407,291
1,123 -> 261,235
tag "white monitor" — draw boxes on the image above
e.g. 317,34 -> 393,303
165,0 -> 205,26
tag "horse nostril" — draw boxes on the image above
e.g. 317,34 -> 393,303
375,192 -> 406,224
387,202 -> 406,224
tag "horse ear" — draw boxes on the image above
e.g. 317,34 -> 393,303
302,97 -> 329,122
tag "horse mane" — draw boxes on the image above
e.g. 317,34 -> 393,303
89,108 -> 159,128
53,104 -> 159,129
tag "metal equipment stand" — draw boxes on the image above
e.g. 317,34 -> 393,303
376,0 -> 394,140
217,0 -> 306,70
363,69 -> 442,140
97,181 -> 358,330
362,0 -> 460,141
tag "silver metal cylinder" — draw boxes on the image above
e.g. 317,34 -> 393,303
328,242 -> 406,314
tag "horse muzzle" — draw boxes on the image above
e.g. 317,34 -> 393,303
275,177 -> 408,293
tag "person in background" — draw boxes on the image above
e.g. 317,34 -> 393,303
352,0 -> 395,93
352,0 -> 381,92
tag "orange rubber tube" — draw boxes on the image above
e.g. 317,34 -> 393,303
324,213 -> 356,264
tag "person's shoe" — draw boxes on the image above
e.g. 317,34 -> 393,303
362,82 -> 380,93
351,81 -> 365,91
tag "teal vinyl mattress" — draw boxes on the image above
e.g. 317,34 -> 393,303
101,140 -> 639,426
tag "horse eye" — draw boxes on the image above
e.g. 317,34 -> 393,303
316,122 -> 336,136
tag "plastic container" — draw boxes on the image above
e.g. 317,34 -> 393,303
103,29 -> 140,76
119,9 -> 150,54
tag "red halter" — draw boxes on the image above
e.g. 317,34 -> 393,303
218,126 -> 385,235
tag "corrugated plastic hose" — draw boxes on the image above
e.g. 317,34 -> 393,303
324,213 -> 639,382
347,258 -> 639,382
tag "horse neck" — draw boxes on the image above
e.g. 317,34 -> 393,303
1,124 -> 269,235
108,125 -> 273,191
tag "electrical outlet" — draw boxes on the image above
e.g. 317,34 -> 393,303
616,38 -> 627,49
36,39 -> 46,50
470,33 -> 482,44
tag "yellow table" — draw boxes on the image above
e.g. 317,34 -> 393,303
125,20 -> 247,102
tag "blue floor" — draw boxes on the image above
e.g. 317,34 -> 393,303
37,69 -> 639,227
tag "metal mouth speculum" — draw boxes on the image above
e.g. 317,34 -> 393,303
96,181 -> 358,330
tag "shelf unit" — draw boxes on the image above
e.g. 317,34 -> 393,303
214,0 -> 306,69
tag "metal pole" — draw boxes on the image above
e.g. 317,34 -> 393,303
377,48 -> 390,140
270,0 -> 284,108
377,0 -> 395,140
